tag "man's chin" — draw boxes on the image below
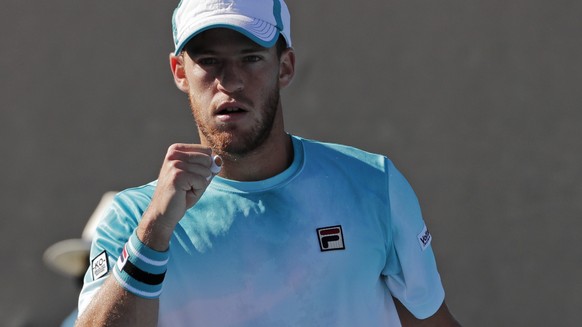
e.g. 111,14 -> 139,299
205,131 -> 250,156
210,129 -> 272,160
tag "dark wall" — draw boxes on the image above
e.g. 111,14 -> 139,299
1,1 -> 580,326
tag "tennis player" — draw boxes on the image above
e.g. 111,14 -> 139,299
75,0 -> 461,326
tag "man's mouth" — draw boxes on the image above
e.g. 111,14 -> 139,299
214,103 -> 249,123
217,107 -> 246,115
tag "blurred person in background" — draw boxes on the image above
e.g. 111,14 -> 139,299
43,192 -> 116,327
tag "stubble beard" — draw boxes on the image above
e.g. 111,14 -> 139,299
189,87 -> 280,160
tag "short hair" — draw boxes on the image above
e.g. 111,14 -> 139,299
275,35 -> 289,58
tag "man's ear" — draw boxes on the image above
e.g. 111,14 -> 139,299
169,53 -> 189,93
278,48 -> 295,89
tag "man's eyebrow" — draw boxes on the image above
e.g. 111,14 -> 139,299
240,45 -> 269,54
186,45 -> 269,56
183,45 -> 213,56
186,49 -> 214,57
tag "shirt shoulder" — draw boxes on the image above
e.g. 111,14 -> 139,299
294,136 -> 391,175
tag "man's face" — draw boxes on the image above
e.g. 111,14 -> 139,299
176,28 -> 289,159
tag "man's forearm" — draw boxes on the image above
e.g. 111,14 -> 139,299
394,298 -> 462,327
75,276 -> 159,327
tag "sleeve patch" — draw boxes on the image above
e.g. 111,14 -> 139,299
91,250 -> 109,280
417,225 -> 432,251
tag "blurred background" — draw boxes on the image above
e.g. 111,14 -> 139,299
1,0 -> 581,326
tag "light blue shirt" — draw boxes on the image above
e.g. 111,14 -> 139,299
79,135 -> 444,326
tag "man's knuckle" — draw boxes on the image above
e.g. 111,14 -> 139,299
168,143 -> 179,152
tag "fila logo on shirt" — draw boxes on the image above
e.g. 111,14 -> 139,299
316,225 -> 345,251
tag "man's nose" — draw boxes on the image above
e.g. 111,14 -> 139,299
217,62 -> 243,93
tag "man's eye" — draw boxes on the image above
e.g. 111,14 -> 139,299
243,55 -> 262,63
198,58 -> 218,65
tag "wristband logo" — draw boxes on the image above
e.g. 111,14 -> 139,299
91,250 -> 109,280
316,225 -> 345,252
117,245 -> 129,271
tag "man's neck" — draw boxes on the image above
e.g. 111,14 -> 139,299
216,131 -> 293,182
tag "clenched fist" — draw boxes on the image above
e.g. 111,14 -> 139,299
137,144 -> 221,251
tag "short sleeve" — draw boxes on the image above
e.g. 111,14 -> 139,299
381,159 -> 445,319
77,190 -> 146,316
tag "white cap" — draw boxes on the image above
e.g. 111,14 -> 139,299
43,191 -> 117,278
172,0 -> 292,55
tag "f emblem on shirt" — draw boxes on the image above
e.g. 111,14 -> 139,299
317,225 -> 345,251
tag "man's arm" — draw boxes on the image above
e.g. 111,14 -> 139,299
75,277 -> 159,326
394,298 -> 462,327
75,144 -> 216,327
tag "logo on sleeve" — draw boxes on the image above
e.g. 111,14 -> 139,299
317,225 -> 345,251
91,250 -> 109,280
417,225 -> 432,251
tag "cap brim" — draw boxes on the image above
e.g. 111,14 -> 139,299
175,15 -> 280,54
43,239 -> 91,277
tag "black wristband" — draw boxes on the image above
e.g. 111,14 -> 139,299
122,259 -> 166,285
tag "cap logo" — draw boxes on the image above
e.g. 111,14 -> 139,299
91,250 -> 109,280
316,225 -> 345,251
